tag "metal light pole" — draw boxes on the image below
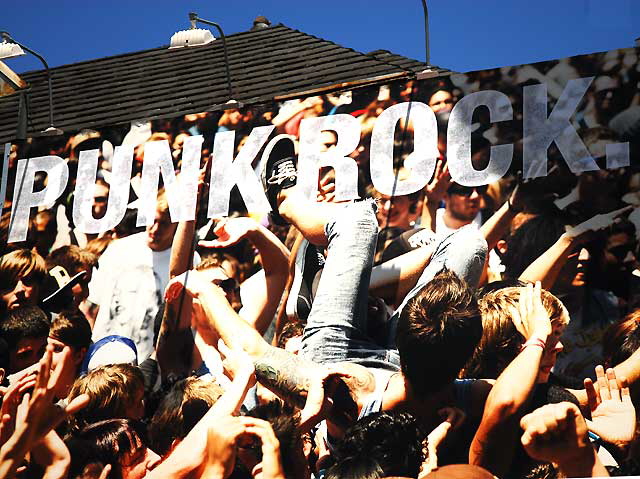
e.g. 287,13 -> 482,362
1,31 -> 62,135
420,1 -> 430,65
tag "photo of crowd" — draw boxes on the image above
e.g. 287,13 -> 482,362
0,46 -> 639,478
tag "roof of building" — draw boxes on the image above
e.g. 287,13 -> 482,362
0,22 -> 450,144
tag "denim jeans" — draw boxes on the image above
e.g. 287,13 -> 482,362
299,200 -> 487,370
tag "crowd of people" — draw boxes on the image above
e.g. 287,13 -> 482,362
0,47 -> 640,478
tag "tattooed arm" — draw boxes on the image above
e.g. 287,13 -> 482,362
165,270 -> 369,432
253,347 -> 364,433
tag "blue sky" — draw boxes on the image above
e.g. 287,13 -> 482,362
2,0 -> 639,74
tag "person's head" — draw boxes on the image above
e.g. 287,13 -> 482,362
444,183 -> 486,225
602,309 -> 640,370
67,419 -> 161,479
146,189 -> 177,251
92,180 -> 110,219
46,245 -> 96,307
325,456 -> 384,479
396,270 -> 482,396
501,215 -> 567,281
244,401 -> 308,479
33,209 -> 57,257
332,411 -> 426,479
148,377 -> 223,456
195,253 -> 242,311
0,305 -> 49,373
0,249 -> 46,314
276,321 -> 305,353
48,309 -> 92,398
367,178 -> 418,231
67,363 -> 146,432
428,89 -> 454,114
466,286 -> 570,383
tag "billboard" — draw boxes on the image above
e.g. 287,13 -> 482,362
1,46 -> 639,477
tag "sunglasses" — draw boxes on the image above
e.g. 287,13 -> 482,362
447,184 -> 488,197
214,277 -> 240,294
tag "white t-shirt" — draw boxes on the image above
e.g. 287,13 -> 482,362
89,232 -> 173,361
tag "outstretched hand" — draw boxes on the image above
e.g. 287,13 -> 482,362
513,281 -> 552,341
298,366 -> 353,432
198,217 -> 258,249
565,206 -> 633,241
218,339 -> 256,387
424,158 -> 452,204
520,402 -> 592,467
584,366 -> 636,447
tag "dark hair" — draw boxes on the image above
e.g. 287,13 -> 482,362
334,411 -> 426,478
1,305 -> 50,346
148,377 -> 223,455
50,309 -> 92,352
602,310 -> 640,369
276,321 -> 305,350
396,269 -> 482,396
66,419 -> 147,479
246,401 -> 301,479
325,456 -> 384,479
47,245 -> 96,275
502,215 -> 566,279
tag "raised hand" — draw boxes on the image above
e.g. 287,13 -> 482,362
298,366 -> 353,432
520,402 -> 592,467
239,417 -> 286,479
421,407 -> 466,476
584,366 -> 636,447
15,346 -> 89,440
565,206 -> 633,240
425,158 -> 451,204
198,217 -> 258,249
164,269 -> 221,302
200,416 -> 247,479
513,281 -> 552,341
218,338 -> 256,387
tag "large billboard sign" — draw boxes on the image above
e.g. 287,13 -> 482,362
1,42 -> 639,479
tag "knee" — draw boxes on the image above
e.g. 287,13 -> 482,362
450,225 -> 488,260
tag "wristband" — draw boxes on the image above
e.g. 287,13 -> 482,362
523,337 -> 546,350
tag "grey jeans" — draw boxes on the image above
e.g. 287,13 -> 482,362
299,200 -> 487,370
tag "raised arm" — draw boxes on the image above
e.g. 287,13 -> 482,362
199,217 -> 290,334
520,207 -> 632,289
480,185 -> 524,251
165,271 -> 361,433
169,220 -> 197,279
470,282 -> 552,478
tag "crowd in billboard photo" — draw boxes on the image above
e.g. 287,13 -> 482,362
0,47 -> 639,478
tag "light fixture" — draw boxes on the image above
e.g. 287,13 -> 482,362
170,13 -> 241,108
0,31 -> 63,135
169,28 -> 215,48
0,41 -> 25,60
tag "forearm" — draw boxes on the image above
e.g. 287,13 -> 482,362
0,428 -> 32,479
196,285 -> 268,357
470,344 -> 545,475
170,220 -> 196,279
480,201 -> 517,251
519,234 -> 574,290
420,198 -> 439,233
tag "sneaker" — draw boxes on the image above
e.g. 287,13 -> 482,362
261,135 -> 297,225
286,238 -> 325,321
